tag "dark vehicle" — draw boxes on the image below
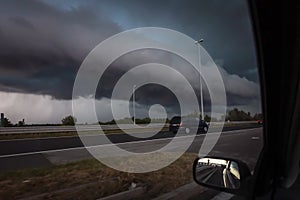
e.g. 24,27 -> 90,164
169,116 -> 182,133
169,116 -> 209,134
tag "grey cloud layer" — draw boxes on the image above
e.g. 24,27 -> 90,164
87,0 -> 258,81
0,0 -> 261,116
0,0 -> 121,98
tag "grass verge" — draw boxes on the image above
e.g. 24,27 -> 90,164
0,153 -> 198,200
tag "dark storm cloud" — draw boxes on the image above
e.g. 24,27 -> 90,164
0,0 -> 260,112
0,0 -> 121,99
9,16 -> 35,30
97,0 -> 257,81
96,49 -> 259,112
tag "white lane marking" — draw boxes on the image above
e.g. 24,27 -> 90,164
210,192 -> 234,200
251,136 -> 260,140
0,127 -> 262,158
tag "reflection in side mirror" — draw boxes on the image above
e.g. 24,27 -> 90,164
193,156 -> 253,196
194,158 -> 241,189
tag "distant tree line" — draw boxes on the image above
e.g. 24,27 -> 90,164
222,108 -> 262,121
99,117 -> 169,125
1,108 -> 263,127
0,115 -> 77,127
0,116 -> 25,127
61,115 -> 77,125
98,108 -> 262,125
1,117 -> 12,127
183,108 -> 262,122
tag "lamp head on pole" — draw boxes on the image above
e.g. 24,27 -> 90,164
195,39 -> 204,44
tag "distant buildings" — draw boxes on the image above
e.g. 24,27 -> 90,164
0,113 -> 4,127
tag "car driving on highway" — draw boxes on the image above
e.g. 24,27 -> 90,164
169,116 -> 209,134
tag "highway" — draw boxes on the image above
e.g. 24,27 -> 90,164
0,124 -> 260,156
0,121 -> 257,135
196,166 -> 225,187
0,125 -> 263,171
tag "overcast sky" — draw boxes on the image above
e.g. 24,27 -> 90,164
0,0 -> 261,124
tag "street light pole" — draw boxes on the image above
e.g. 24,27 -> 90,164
133,85 -> 136,125
195,39 -> 204,120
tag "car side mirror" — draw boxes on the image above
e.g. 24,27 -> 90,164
193,156 -> 253,197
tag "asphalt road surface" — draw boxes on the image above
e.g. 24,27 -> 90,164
0,124 -> 261,156
0,125 -> 263,171
196,165 -> 239,189
0,122 -> 256,135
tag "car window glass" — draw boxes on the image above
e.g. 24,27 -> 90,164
0,0 -> 262,199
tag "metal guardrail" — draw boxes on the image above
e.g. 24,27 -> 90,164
0,121 -> 258,135
209,121 -> 257,125
0,124 -> 167,135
